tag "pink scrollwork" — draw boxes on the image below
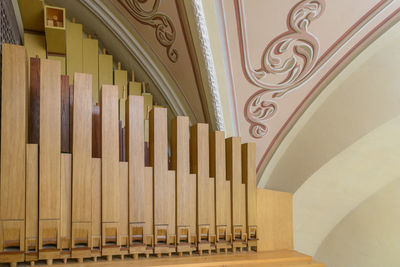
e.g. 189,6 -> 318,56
244,90 -> 277,138
238,0 -> 326,138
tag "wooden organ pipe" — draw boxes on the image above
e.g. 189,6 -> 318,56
190,124 -> 215,255
150,108 -> 176,256
71,73 -> 93,260
0,44 -> 28,266
0,44 -> 261,266
226,137 -> 247,252
100,85 -> 120,260
38,58 -> 62,264
210,131 -> 232,253
171,117 -> 196,255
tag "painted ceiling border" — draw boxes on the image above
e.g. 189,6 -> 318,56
80,0 -> 197,124
258,7 -> 400,185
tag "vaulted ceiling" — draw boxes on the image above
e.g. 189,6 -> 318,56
48,0 -> 400,181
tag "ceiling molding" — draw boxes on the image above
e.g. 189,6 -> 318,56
80,0 -> 197,124
189,0 -> 225,131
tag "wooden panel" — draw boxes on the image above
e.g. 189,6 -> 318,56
144,167 -> 153,239
257,189 -> 293,251
91,158 -> 102,248
92,104 -> 101,158
66,22 -> 83,84
126,96 -> 145,223
48,54 -> 66,75
150,108 -> 173,244
0,44 -> 27,224
149,108 -> 168,225
72,73 -> 93,242
167,170 -> 176,237
29,57 -> 40,144
24,32 -> 46,60
128,81 -> 141,96
61,75 -> 70,153
83,38 -> 99,104
98,54 -> 113,93
38,58 -> 61,256
101,85 -> 120,223
39,58 -> 61,220
208,178 -> 215,242
24,250 -> 322,266
226,137 -> 246,236
225,180 -> 231,237
61,154 -> 72,250
210,131 -> 229,232
119,162 -> 129,247
242,143 -> 257,232
171,117 -> 196,237
190,124 -> 214,237
25,144 -> 38,254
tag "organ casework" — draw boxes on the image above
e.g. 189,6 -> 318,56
0,43 -> 258,266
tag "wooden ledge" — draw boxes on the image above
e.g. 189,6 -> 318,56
48,250 -> 323,267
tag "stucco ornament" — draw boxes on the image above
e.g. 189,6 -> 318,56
118,0 -> 178,63
239,0 -> 326,138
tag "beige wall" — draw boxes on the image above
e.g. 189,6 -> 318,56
294,115 -> 400,256
315,177 -> 400,267
258,21 -> 400,265
260,21 -> 400,192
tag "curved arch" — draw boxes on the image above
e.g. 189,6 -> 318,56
258,21 -> 400,192
293,114 -> 400,255
314,177 -> 400,266
48,0 -> 197,124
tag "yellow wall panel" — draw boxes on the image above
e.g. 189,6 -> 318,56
24,33 -> 46,60
83,38 -> 99,103
47,54 -> 66,75
44,6 -> 66,54
128,81 -> 141,96
66,22 -> 83,84
114,69 -> 127,99
18,0 -> 44,32
142,93 -> 153,119
98,54 -> 113,93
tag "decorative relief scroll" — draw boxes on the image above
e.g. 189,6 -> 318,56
118,0 -> 179,62
238,0 -> 326,138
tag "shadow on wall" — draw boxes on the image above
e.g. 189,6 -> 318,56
315,177 -> 400,267
261,21 -> 400,194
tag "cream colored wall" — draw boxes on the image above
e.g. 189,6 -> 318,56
257,21 -> 400,264
294,115 -> 400,256
314,177 -> 400,267
259,21 -> 400,192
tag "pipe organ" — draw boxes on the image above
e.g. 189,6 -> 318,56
0,43 -> 259,266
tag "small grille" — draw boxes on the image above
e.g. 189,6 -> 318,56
0,0 -> 21,53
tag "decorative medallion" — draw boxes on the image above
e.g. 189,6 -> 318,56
238,0 -> 326,138
118,0 -> 179,63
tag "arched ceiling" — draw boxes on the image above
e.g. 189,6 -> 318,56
48,0 -> 225,130
48,0 -> 400,177
260,20 -> 400,192
211,0 -> 400,180
262,20 -> 400,258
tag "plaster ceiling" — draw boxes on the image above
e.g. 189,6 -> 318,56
49,0 -> 400,179
215,0 -> 400,180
